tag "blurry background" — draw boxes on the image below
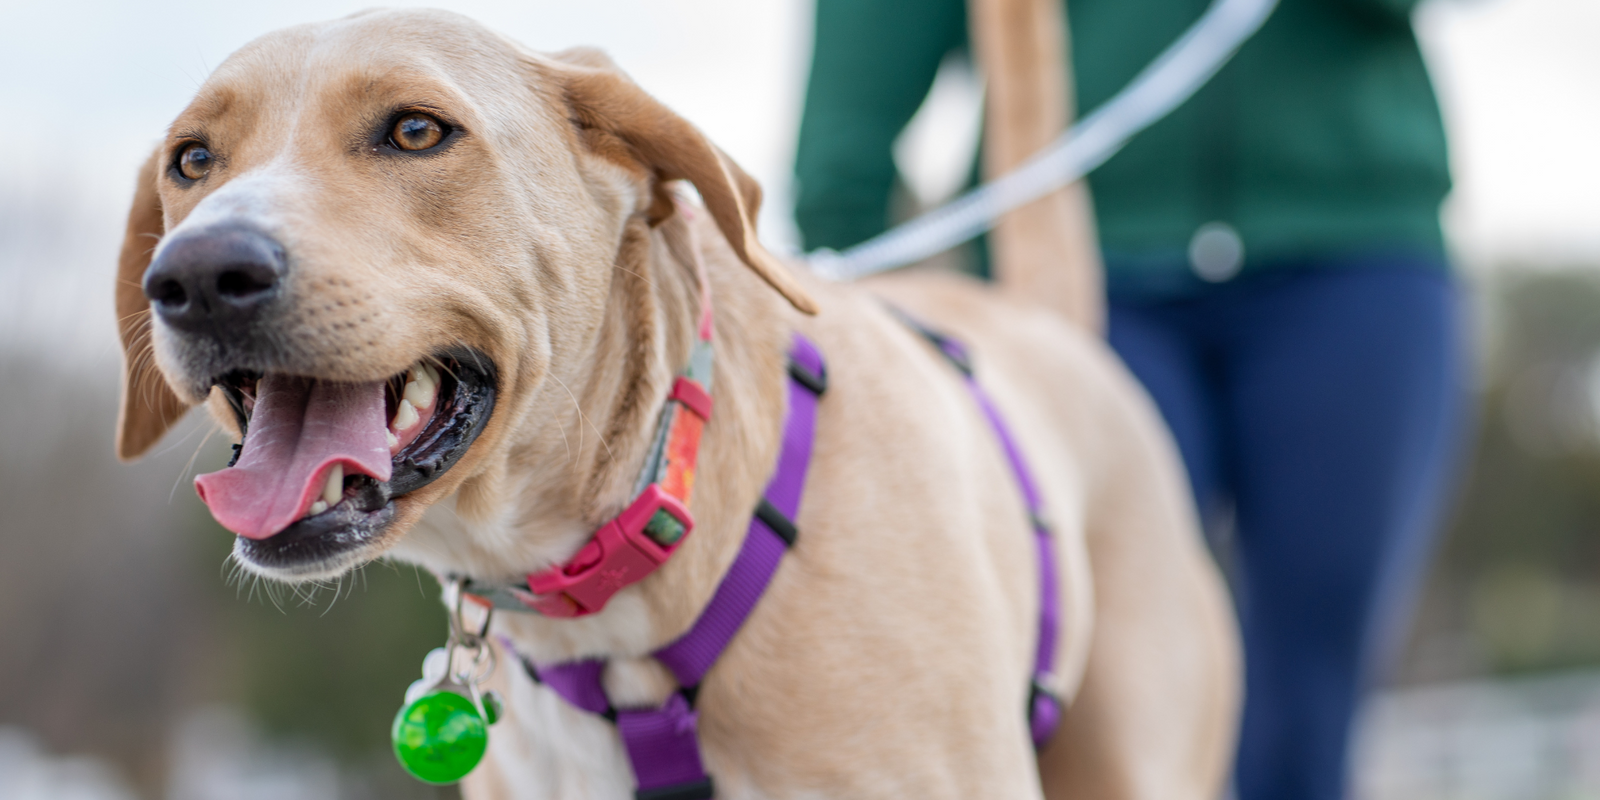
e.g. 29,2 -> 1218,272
1,0 -> 1597,797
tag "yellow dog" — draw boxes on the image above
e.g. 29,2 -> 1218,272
115,9 -> 1237,798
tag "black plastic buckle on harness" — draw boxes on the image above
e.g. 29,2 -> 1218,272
635,777 -> 715,800
885,305 -> 974,376
787,354 -> 828,396
754,497 -> 799,548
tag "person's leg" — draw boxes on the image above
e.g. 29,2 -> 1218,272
1107,303 -> 1228,521
1221,260 -> 1470,800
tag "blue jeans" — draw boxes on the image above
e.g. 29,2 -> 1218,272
1107,255 -> 1470,800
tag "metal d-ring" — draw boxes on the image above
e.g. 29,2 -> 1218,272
446,578 -> 494,645
443,577 -> 497,687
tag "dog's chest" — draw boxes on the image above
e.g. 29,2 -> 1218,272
468,668 -> 635,799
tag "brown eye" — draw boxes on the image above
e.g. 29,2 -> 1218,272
177,143 -> 213,181
390,112 -> 445,151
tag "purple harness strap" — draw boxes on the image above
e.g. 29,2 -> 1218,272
909,319 -> 1064,747
531,334 -> 825,800
967,374 -> 1064,745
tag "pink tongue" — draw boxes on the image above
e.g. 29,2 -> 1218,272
196,374 -> 394,540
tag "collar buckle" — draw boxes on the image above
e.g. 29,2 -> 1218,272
518,484 -> 695,617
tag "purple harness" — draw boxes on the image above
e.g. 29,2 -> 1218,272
519,329 -> 1061,799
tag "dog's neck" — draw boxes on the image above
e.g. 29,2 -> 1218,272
405,207 -> 795,668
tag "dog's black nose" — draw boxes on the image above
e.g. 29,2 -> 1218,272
144,226 -> 287,334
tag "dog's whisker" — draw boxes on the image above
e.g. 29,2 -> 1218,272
117,305 -> 152,324
295,581 -> 324,609
124,337 -> 152,374
553,415 -> 573,465
615,265 -> 659,293
319,578 -> 343,617
265,580 -> 290,614
550,372 -> 614,463
166,423 -> 218,504
547,374 -> 585,464
143,397 -> 203,460
195,46 -> 214,85
220,552 -> 243,590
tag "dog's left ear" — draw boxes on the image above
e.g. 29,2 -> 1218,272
114,146 -> 192,461
546,49 -> 818,315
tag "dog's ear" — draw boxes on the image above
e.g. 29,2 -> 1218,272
114,146 -> 191,461
548,49 -> 818,315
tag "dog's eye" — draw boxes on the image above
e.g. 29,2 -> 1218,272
177,143 -> 213,181
390,113 -> 446,151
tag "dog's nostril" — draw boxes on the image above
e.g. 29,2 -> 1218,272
142,226 -> 286,331
217,268 -> 276,300
153,279 -> 188,308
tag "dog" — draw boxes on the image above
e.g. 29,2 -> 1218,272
114,9 -> 1239,798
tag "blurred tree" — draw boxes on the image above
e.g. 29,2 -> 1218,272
1403,269 -> 1600,681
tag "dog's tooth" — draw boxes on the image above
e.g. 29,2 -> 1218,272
323,464 -> 343,506
393,399 -> 419,431
421,363 -> 441,387
308,500 -> 328,517
386,429 -> 400,450
404,379 -> 433,411
412,365 -> 435,396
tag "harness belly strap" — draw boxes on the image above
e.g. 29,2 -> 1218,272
526,333 -> 825,800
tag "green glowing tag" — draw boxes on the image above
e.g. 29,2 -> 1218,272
391,688 -> 489,785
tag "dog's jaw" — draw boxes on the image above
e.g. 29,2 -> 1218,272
214,350 -> 500,581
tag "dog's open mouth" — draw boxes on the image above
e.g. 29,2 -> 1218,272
195,348 -> 495,575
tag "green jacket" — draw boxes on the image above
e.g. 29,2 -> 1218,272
793,0 -> 1452,297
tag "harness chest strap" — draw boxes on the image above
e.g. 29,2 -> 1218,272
524,333 -> 827,800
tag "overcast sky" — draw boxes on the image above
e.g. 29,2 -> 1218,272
1,0 -> 1595,357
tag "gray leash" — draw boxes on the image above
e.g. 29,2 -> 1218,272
805,0 -> 1279,282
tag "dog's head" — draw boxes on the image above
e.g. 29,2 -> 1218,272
115,9 -> 813,582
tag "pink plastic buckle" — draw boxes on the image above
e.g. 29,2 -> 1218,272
520,484 -> 694,618
669,376 -> 713,421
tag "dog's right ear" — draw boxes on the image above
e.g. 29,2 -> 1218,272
114,146 -> 191,461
